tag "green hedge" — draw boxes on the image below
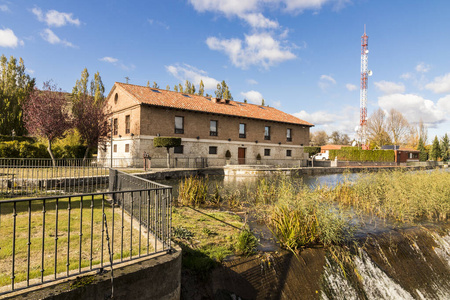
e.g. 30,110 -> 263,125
329,148 -> 395,162
0,141 -> 90,159
0,135 -> 36,143
154,137 -> 182,148
303,146 -> 321,157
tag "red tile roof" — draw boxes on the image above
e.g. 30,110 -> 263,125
114,82 -> 313,126
321,144 -> 349,150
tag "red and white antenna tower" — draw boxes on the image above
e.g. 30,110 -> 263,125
360,25 -> 372,149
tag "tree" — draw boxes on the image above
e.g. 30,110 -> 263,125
261,98 -> 265,106
417,137 -> 428,161
23,81 -> 72,165
244,99 -> 247,103
430,136 -> 441,161
184,80 -> 195,94
310,130 -> 328,146
0,55 -> 35,136
152,82 -> 159,89
367,108 -> 391,148
174,85 -> 178,92
440,133 -> 449,161
153,137 -> 181,168
71,69 -> 109,160
387,109 -> 410,146
178,83 -> 183,93
198,80 -> 204,96
166,85 -> 170,90
214,80 -> 233,100
418,119 -> 428,145
146,81 -> 150,87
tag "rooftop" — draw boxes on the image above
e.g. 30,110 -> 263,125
112,82 -> 313,126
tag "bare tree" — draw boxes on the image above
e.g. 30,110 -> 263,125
387,108 -> 410,146
310,130 -> 328,146
23,81 -> 72,165
367,108 -> 391,147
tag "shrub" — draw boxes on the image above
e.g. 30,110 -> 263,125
236,229 -> 258,256
0,135 -> 36,143
304,146 -> 321,157
225,150 -> 231,159
329,148 -> 395,162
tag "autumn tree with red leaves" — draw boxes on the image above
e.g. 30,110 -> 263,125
71,68 -> 110,160
23,81 -> 72,165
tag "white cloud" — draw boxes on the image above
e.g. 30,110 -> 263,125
26,68 -> 35,75
437,95 -> 450,114
100,56 -> 118,63
425,73 -> 450,94
378,93 -> 446,125
415,62 -> 430,73
246,79 -> 258,85
318,75 -> 336,91
206,32 -> 296,69
40,28 -> 75,47
282,0 -> 331,12
374,80 -> 405,95
240,13 -> 279,29
400,72 -> 413,80
346,83 -> 357,91
0,28 -> 23,48
294,109 -> 337,125
148,19 -> 170,30
240,90 -> 263,104
165,63 -> 219,90
0,5 -> 9,12
272,100 -> 281,108
32,7 -> 80,27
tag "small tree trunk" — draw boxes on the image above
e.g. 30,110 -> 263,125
47,139 -> 56,167
166,147 -> 170,168
83,146 -> 90,165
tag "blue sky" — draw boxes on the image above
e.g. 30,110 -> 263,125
1,0 -> 449,142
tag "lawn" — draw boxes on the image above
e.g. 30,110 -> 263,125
0,195 -> 152,288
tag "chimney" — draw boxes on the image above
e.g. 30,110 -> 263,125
212,97 -> 220,103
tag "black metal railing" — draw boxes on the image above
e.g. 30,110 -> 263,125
0,179 -> 172,295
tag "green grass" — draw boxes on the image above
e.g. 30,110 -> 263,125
171,206 -> 246,277
0,195 -> 151,287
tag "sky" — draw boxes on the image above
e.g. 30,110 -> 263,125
1,0 -> 449,143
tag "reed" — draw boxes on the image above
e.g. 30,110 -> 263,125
177,176 -> 209,207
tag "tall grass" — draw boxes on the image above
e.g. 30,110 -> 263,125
177,176 -> 209,207
333,169 -> 450,222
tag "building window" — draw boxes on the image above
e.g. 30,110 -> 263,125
113,118 -> 118,135
125,144 -> 130,153
264,126 -> 271,140
209,146 -> 218,154
239,123 -> 246,138
114,93 -> 118,104
125,115 -> 130,134
174,145 -> 183,154
287,128 -> 292,142
264,149 -> 271,156
113,144 -> 117,153
210,120 -> 218,136
286,150 -> 292,157
175,116 -> 184,134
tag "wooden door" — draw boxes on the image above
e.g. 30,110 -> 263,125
238,147 -> 246,165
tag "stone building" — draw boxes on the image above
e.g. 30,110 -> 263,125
99,82 -> 313,167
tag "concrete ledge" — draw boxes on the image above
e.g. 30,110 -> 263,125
1,245 -> 181,300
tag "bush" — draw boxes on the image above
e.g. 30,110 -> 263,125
153,137 -> 181,148
236,230 -> 258,256
0,140 -> 89,159
0,135 -> 36,143
303,146 -> 321,157
225,150 -> 231,159
329,148 -> 395,162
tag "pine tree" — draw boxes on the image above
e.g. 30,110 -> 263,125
198,80 -> 204,96
152,82 -> 159,89
417,137 -> 428,161
430,136 -> 441,161
441,133 -> 450,161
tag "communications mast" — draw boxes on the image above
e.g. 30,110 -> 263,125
360,26 -> 372,149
